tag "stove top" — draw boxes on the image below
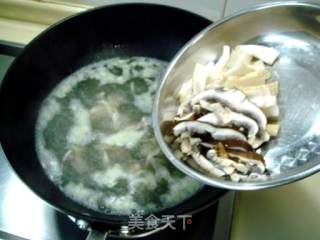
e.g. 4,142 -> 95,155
0,41 -> 234,240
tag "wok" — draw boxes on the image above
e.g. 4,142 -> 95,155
0,3 -> 226,239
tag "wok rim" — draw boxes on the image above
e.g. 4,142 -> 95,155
0,2 -> 227,226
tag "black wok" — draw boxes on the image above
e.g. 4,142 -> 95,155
0,3 -> 226,239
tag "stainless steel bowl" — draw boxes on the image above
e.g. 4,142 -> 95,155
153,1 -> 320,190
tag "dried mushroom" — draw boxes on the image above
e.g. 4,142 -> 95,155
167,44 -> 281,182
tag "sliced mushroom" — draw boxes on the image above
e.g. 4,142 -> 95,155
180,139 -> 192,154
215,45 -> 231,70
190,137 -> 202,146
199,101 -> 222,112
223,166 -> 235,175
174,112 -> 198,122
162,107 -> 178,122
225,69 -> 271,88
266,123 -> 280,137
250,60 -> 266,72
249,131 -> 270,149
239,81 -> 279,97
206,149 -> 218,160
191,152 -> 225,177
197,107 -> 259,137
177,79 -> 192,103
207,45 -> 231,84
170,44 -> 281,182
191,88 -> 267,130
247,88 -> 277,108
186,156 -> 207,174
225,48 -> 253,76
177,102 -> 192,117
227,150 -> 265,173
192,104 -> 202,114
250,95 -> 276,109
192,63 -> 208,94
262,105 -> 280,119
201,142 -> 214,149
230,173 -> 241,182
214,142 -> 229,158
227,149 -> 264,162
206,151 -> 249,174
238,45 -> 279,65
232,162 -> 249,174
217,140 -> 253,152
173,121 -> 247,142
180,131 -> 191,139
197,112 -> 221,125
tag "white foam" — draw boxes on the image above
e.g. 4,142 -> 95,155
91,164 -> 126,188
134,92 -> 154,114
102,195 -> 139,212
36,141 -> 62,181
67,99 -> 93,146
99,125 -> 145,149
36,98 -> 61,131
36,56 -> 202,215
64,182 -> 103,209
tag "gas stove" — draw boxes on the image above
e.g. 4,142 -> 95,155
0,40 -> 234,240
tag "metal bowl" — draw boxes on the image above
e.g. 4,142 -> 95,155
153,1 -> 320,190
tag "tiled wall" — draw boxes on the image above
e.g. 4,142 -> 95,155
64,0 -> 293,20
225,0 -> 320,15
65,0 -> 226,21
225,0 -> 278,15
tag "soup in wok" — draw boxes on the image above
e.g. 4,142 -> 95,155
35,56 -> 202,215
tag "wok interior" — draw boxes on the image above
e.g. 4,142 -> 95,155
0,4 -> 227,225
157,2 -> 320,189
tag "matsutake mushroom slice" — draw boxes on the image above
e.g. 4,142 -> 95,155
191,88 -> 267,130
173,121 -> 247,142
266,123 -> 280,137
225,48 -> 253,76
215,142 -> 229,158
197,106 -> 259,137
177,79 -> 192,103
206,149 -> 250,176
207,45 -> 231,85
191,152 -> 226,177
180,138 -> 193,154
225,69 -> 271,87
216,139 -> 253,152
262,105 -> 280,119
174,112 -> 198,122
230,173 -> 241,182
227,150 -> 266,174
192,63 -> 209,94
240,81 -> 279,97
177,101 -> 192,117
238,45 -> 280,65
238,81 -> 279,108
249,131 -> 271,149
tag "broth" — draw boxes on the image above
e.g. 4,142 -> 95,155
36,57 -> 202,215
